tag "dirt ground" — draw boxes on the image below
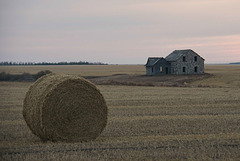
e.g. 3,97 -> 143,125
85,73 -> 212,87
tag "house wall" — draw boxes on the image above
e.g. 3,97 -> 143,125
153,60 -> 171,75
146,67 -> 153,75
146,59 -> 171,75
170,51 -> 204,74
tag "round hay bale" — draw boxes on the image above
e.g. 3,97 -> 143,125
23,73 -> 108,142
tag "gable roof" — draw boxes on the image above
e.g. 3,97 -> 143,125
145,57 -> 164,67
165,49 -> 205,62
165,49 -> 191,62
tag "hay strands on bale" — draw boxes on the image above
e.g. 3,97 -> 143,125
23,73 -> 108,142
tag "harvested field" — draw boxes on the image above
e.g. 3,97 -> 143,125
1,64 -> 240,88
0,65 -> 145,76
0,65 -> 240,160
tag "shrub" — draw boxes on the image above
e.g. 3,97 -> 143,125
0,70 -> 52,81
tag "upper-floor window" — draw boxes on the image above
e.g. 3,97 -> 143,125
194,56 -> 197,62
183,56 -> 186,62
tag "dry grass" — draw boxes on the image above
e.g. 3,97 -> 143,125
1,64 -> 240,88
191,65 -> 240,88
0,65 -> 145,76
0,65 -> 240,160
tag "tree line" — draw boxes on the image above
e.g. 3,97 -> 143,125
0,61 -> 107,66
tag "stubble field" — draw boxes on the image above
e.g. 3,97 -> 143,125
0,65 -> 240,160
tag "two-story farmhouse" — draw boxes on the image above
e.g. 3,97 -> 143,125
145,49 -> 205,75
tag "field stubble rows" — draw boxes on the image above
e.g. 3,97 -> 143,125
0,65 -> 240,160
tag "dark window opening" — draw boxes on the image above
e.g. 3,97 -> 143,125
183,67 -> 186,73
195,66 -> 198,72
152,67 -> 153,73
183,56 -> 186,62
194,56 -> 197,62
166,67 -> 168,74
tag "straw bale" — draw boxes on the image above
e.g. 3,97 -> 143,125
23,73 -> 108,142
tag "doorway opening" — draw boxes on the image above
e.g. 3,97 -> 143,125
194,66 -> 198,72
183,67 -> 186,73
166,67 -> 168,74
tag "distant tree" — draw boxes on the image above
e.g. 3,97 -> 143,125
0,61 -> 108,66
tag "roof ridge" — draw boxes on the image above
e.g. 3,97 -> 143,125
148,57 -> 163,59
175,49 -> 192,51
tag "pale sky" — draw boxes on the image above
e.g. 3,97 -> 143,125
0,0 -> 240,64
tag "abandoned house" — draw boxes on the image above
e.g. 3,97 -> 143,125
145,49 -> 205,75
